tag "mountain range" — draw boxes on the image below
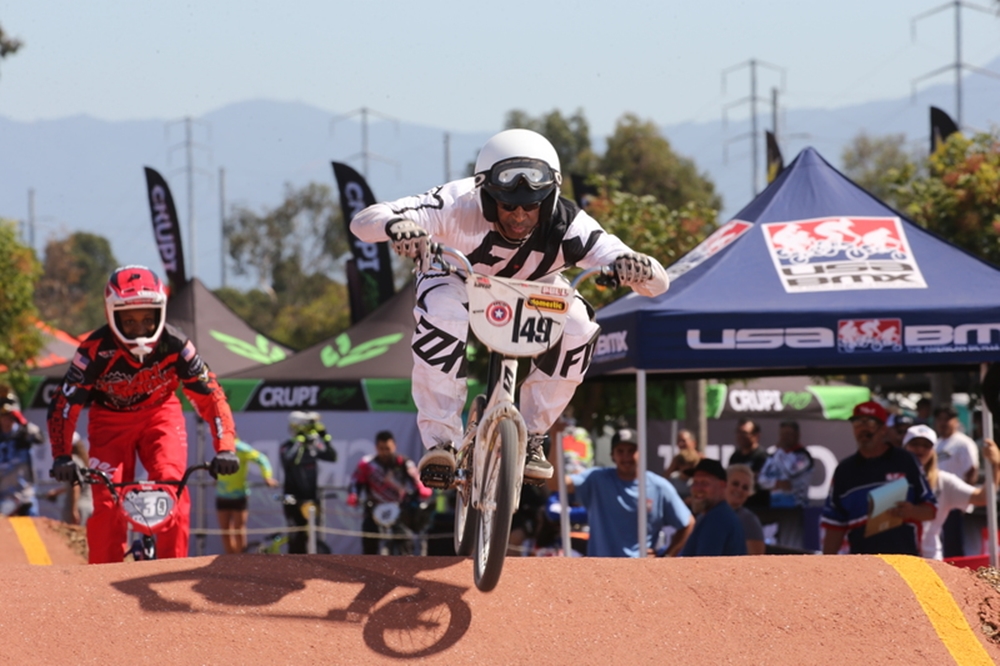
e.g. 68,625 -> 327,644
2,55 -> 999,291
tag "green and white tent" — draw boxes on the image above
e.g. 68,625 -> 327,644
223,284 -> 421,412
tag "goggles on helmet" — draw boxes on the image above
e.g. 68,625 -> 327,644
485,158 -> 556,192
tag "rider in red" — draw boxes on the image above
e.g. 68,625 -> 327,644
48,266 -> 240,563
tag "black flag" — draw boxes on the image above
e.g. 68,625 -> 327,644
331,162 -> 395,323
569,173 -> 599,208
765,131 -> 784,184
930,106 -> 960,155
143,167 -> 187,289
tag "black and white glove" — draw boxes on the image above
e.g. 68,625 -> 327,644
385,218 -> 430,260
210,450 -> 240,477
613,253 -> 655,287
50,455 -> 79,483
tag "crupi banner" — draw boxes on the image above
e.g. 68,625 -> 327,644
331,162 -> 395,323
143,167 -> 188,289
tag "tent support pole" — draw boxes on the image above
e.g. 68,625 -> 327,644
556,424 -> 571,557
982,363 -> 998,567
638,370 -> 648,555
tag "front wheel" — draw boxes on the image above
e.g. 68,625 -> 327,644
473,418 -> 520,592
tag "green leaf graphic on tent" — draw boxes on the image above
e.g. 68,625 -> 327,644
321,333 -> 404,368
209,330 -> 288,364
781,391 -> 814,410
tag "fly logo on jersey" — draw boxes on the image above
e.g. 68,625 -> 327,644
487,301 -> 513,327
666,219 -> 752,281
95,366 -> 173,409
837,319 -> 903,353
181,340 -> 196,361
761,216 -> 927,293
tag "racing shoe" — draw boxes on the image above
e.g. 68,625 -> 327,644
419,442 -> 457,489
524,433 -> 554,483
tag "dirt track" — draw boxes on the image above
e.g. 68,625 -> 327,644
3,517 -> 1000,665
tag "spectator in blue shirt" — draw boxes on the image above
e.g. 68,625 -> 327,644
680,458 -> 748,557
567,427 -> 693,557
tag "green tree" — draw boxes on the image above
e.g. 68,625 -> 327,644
0,219 -> 42,394
841,132 -> 916,205
891,131 -> 1000,266
35,232 -> 118,335
576,175 -> 718,308
220,182 -> 353,349
226,182 -> 348,295
504,108 -> 599,178
600,113 -> 722,211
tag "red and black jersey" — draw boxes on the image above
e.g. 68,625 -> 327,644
47,323 -> 236,458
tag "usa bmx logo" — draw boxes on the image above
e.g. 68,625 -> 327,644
487,301 -> 512,326
761,216 -> 927,293
837,318 -> 903,353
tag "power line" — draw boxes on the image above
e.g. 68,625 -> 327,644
721,58 -> 785,196
910,0 -> 1000,128
330,107 -> 400,180
166,117 -> 212,278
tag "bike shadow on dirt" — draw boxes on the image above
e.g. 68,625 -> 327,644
110,555 -> 473,660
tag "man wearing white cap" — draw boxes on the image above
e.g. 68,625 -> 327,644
901,424 -> 1000,560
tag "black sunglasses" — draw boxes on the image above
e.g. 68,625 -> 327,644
500,202 -> 541,212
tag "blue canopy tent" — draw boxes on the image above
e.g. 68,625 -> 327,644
588,147 -> 1000,558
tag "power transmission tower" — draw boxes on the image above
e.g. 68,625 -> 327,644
722,58 -> 786,196
219,166 -> 227,288
444,132 -> 452,182
911,0 -> 1000,128
166,117 -> 212,278
330,107 -> 400,180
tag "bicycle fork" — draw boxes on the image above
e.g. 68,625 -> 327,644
468,355 -> 528,514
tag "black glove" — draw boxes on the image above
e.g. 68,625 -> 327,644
210,450 -> 240,477
50,455 -> 79,483
14,423 -> 41,450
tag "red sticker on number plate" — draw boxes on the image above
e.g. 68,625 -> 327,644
487,301 -> 513,326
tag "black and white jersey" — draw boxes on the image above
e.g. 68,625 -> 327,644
351,177 -> 656,283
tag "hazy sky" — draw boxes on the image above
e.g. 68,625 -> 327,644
2,1 -> 999,138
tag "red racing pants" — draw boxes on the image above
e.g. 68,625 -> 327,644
86,396 -> 189,564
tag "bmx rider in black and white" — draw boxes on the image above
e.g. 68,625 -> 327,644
350,129 -> 669,488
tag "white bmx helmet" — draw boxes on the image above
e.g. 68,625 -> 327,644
474,129 -> 562,226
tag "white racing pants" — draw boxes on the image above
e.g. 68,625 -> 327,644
411,273 -> 600,451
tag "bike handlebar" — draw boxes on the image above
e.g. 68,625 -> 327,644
78,462 -> 212,503
428,242 -> 618,289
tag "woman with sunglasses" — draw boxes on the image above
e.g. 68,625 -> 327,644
350,128 -> 668,488
901,424 -> 1000,559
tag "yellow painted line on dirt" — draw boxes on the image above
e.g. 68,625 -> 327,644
878,554 -> 992,665
7,517 -> 53,566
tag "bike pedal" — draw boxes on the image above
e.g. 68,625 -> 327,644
522,476 -> 547,487
420,465 -> 455,490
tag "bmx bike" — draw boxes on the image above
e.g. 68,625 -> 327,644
369,497 -> 433,556
78,462 -> 212,560
427,243 -> 614,591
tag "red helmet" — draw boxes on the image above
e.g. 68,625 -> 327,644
105,265 -> 167,361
